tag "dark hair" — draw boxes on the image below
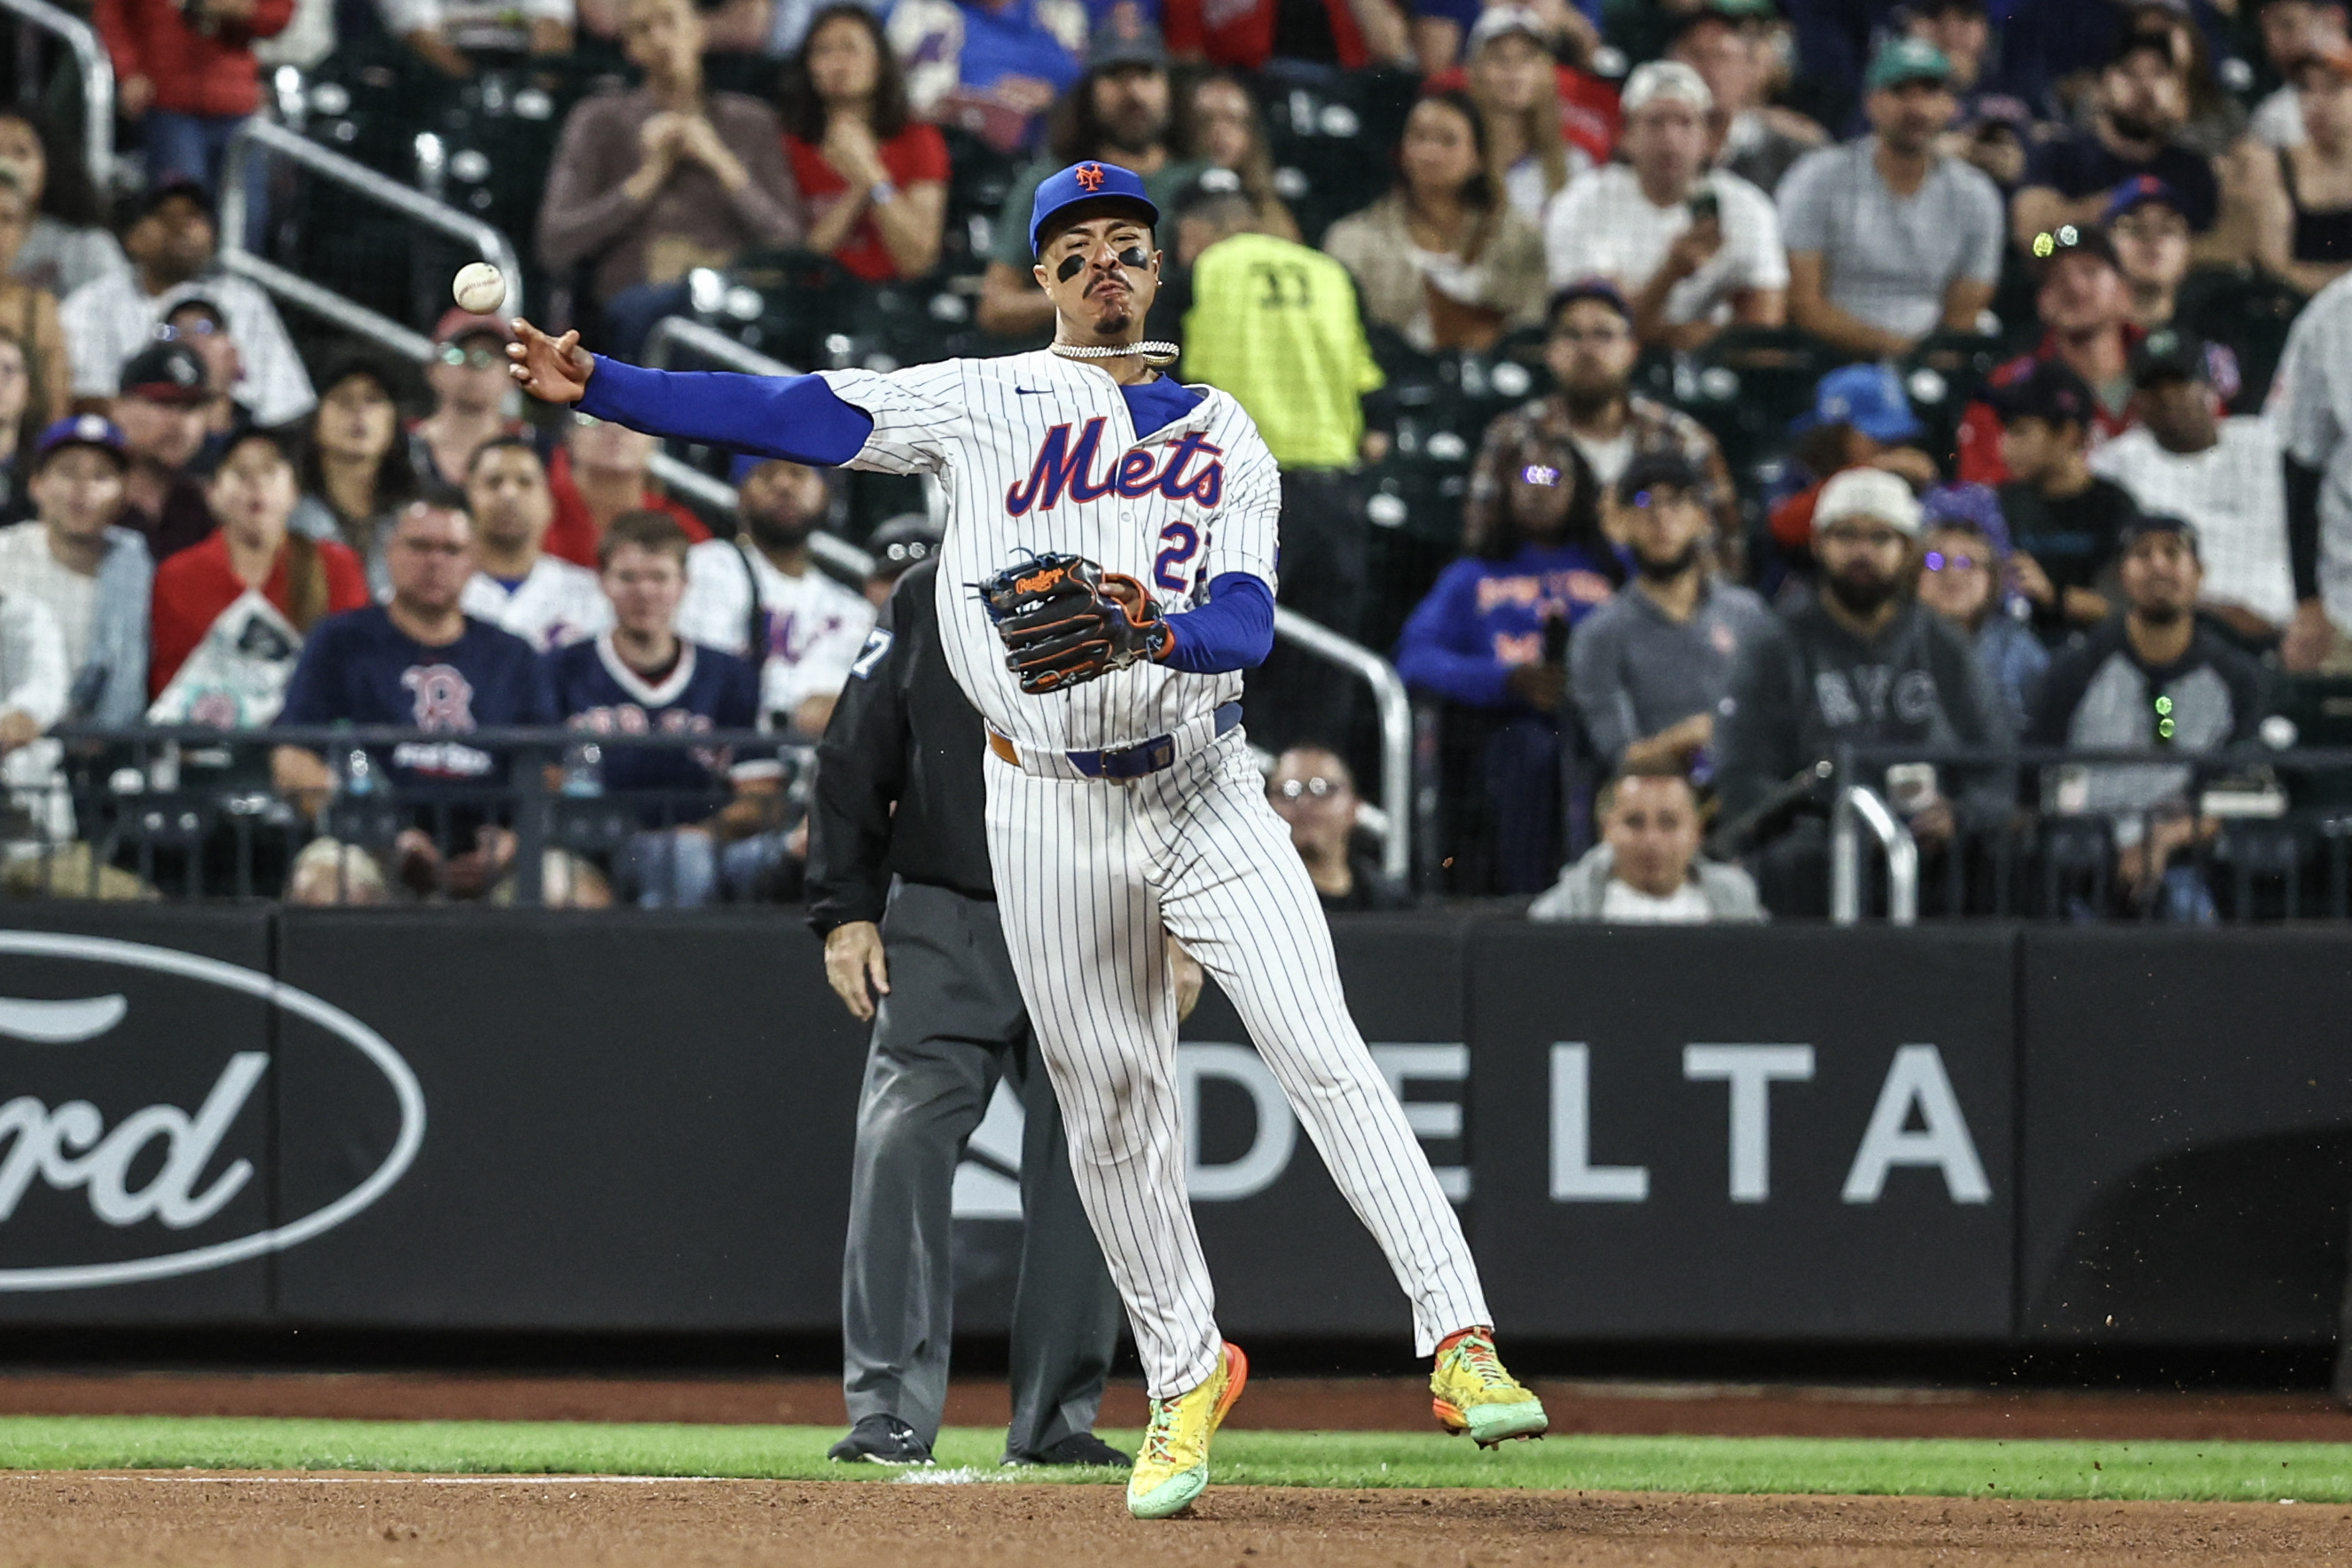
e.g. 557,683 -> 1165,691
1048,59 -> 1171,165
299,358 -> 419,521
600,507 -> 693,568
0,106 -> 103,228
1400,90 -> 1497,213
1467,439 -> 1610,562
466,433 -> 545,480
777,4 -> 912,144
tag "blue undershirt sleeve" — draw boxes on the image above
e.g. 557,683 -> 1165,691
1160,573 -> 1274,675
576,356 -> 876,467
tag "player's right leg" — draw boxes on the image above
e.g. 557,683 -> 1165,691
981,755 -> 1224,1399
983,755 -> 1243,1516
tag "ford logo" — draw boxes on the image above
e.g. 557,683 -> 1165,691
0,932 -> 425,1291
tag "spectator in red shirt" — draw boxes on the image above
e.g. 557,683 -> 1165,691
1164,0 -> 1412,73
95,0 -> 291,230
148,430 -> 367,713
1956,225 -> 2142,486
780,4 -> 949,284
544,410 -> 709,568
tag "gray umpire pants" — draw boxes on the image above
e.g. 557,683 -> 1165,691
841,880 -> 1125,1455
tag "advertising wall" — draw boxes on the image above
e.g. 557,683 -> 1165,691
3,908 -> 2349,1346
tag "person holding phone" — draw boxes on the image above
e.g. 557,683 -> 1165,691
1543,60 -> 1788,350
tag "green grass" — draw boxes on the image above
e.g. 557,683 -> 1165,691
4,1416 -> 2352,1502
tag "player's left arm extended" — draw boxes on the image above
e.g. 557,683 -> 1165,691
576,356 -> 877,466
1157,574 -> 1275,674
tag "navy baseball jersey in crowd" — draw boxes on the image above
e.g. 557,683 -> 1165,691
277,606 -> 556,804
546,631 -> 762,825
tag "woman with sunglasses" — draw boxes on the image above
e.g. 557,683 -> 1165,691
1913,486 -> 2047,738
410,312 -> 527,494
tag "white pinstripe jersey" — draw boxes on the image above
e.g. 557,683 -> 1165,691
2269,271 -> 2352,629
819,349 -> 1282,754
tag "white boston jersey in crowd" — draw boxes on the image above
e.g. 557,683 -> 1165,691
2090,417 -> 2297,628
675,537 -> 876,722
814,346 -> 1489,1404
2268,271 -> 2352,631
819,349 -> 1280,759
459,556 -> 612,652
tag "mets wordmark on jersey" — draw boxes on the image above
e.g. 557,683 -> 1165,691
819,350 -> 1282,756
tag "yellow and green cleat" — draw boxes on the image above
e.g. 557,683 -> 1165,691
1431,1329 -> 1547,1448
1126,1341 -> 1249,1520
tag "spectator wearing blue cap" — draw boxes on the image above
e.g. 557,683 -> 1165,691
1914,483 -> 2049,736
2108,176 -> 2197,330
1776,37 -> 2004,358
1767,364 -> 1940,565
976,28 -> 1204,340
675,453 -> 874,738
0,416 -> 151,727
1468,280 -> 1740,572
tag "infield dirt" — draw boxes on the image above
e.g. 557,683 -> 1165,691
4,1473 -> 2349,1568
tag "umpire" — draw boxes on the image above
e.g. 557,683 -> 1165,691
807,553 -> 1129,1468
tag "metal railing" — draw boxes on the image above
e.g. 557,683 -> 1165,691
217,117 -> 525,357
1817,741 -> 2352,923
2,0 -> 112,194
1830,783 -> 1917,927
639,314 -> 1416,881
639,317 -> 875,584
22,725 -> 811,907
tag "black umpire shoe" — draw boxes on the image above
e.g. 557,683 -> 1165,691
1004,1431 -> 1131,1467
828,1415 -> 932,1465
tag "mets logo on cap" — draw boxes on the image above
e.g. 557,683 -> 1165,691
1028,160 -> 1162,254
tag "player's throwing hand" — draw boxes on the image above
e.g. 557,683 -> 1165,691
506,319 -> 595,404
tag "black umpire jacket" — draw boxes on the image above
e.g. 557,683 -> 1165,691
805,557 -> 996,934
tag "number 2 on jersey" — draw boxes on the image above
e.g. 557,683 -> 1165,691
1153,521 -> 1201,592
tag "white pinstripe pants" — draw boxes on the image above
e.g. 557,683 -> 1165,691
984,730 -> 1491,1399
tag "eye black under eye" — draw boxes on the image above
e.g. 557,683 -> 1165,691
1117,246 -> 1149,269
1056,254 -> 1086,281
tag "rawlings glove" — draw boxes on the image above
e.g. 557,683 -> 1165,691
978,553 -> 1174,694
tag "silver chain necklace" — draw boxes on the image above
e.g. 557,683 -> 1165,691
1050,340 -> 1180,367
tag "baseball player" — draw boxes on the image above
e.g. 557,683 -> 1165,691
810,552 -> 1133,1470
2272,271 -> 2352,673
507,159 -> 1546,1520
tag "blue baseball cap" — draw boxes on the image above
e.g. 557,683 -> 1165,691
2105,173 -> 2185,225
34,413 -> 127,468
1028,161 -> 1159,257
1799,363 -> 1925,444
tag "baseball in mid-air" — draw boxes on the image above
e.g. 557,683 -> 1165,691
452,262 -> 506,315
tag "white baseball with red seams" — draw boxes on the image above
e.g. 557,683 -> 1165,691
819,349 -> 1492,1401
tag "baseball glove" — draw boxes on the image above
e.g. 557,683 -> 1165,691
978,553 -> 1174,694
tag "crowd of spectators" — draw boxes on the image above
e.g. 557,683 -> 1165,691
9,0 -> 2352,921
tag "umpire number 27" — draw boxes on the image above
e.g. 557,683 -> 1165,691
1154,521 -> 1203,593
